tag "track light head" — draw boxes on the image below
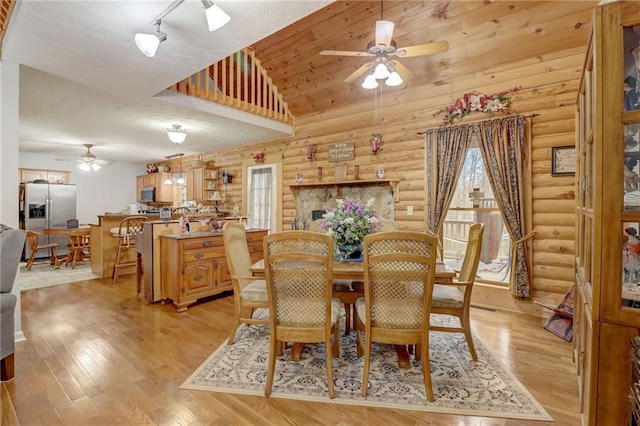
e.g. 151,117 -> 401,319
202,0 -> 231,32
135,21 -> 167,57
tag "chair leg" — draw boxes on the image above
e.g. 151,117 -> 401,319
227,302 -> 242,345
326,335 -> 336,399
421,338 -> 435,402
344,303 -> 351,335
112,244 -> 123,283
264,331 -> 278,397
361,333 -> 371,397
462,312 -> 478,361
26,248 -> 36,270
49,247 -> 58,266
355,313 -> 364,358
331,323 -> 340,358
0,354 -> 14,382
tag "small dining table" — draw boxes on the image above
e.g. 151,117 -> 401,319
43,227 -> 91,266
250,259 -> 455,368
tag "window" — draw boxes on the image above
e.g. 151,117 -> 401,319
246,164 -> 275,232
443,146 -> 510,285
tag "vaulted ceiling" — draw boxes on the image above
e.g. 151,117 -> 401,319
4,0 -> 597,165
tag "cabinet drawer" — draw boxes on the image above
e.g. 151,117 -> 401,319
183,247 -> 225,262
246,231 -> 267,243
247,241 -> 263,253
182,238 -> 223,250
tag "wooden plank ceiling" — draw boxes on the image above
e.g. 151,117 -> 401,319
251,0 -> 598,118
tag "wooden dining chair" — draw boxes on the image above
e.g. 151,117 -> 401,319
263,231 -> 341,399
355,231 -> 438,401
431,223 -> 485,361
60,230 -> 91,269
222,222 -> 269,345
25,230 -> 58,270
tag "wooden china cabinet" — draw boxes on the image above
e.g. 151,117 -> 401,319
574,2 -> 640,424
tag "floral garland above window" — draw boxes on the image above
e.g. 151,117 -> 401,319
434,87 -> 520,124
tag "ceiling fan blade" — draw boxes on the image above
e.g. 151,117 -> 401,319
393,61 -> 414,81
395,41 -> 449,58
344,63 -> 374,83
319,50 -> 369,57
375,20 -> 395,47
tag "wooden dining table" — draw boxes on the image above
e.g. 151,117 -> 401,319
43,227 -> 91,266
250,259 -> 455,368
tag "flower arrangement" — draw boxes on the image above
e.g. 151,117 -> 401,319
253,152 -> 265,164
435,87 -> 520,124
321,198 -> 382,248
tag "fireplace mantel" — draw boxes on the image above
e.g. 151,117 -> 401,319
289,179 -> 399,202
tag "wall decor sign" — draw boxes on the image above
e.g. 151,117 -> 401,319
551,146 -> 576,176
328,142 -> 355,162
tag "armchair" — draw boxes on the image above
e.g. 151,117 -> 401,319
1,225 -> 26,381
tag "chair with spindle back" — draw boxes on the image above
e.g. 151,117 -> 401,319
25,230 -> 58,270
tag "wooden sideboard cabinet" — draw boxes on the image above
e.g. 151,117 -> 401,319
160,229 -> 267,312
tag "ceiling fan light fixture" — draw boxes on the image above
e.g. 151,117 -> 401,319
135,22 -> 167,57
167,124 -> 187,144
78,163 -> 91,172
202,0 -> 231,32
385,71 -> 403,86
373,63 -> 390,80
362,74 -> 379,89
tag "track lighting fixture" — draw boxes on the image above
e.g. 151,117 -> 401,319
202,0 -> 231,32
135,20 -> 167,58
135,0 -> 231,57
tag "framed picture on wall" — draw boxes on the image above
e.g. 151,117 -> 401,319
334,163 -> 347,181
551,146 -> 576,176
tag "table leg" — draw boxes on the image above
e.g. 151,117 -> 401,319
290,343 -> 304,362
394,345 -> 411,369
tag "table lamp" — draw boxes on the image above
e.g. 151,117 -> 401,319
211,191 -> 222,213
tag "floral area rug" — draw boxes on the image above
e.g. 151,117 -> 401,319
181,311 -> 552,421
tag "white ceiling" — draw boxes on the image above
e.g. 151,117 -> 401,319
3,0 -> 332,165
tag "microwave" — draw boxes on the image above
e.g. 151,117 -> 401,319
140,186 -> 155,202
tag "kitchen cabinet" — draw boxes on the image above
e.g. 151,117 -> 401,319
19,168 -> 70,184
136,173 -> 174,203
185,168 -> 218,202
574,2 -> 640,425
159,229 -> 267,312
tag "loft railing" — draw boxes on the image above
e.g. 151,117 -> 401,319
0,0 -> 17,58
168,47 -> 294,126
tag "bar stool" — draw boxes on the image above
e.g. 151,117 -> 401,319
111,216 -> 148,283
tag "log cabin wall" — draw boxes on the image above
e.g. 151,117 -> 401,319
171,1 -> 596,314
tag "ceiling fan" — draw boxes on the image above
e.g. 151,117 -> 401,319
319,2 -> 449,89
56,144 -> 116,172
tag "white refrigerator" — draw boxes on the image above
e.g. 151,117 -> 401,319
22,183 -> 77,259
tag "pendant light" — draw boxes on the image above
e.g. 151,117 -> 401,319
167,124 -> 187,144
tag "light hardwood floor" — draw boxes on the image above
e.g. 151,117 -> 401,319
2,275 -> 581,425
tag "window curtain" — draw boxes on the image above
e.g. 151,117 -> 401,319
476,115 -> 534,299
248,167 -> 272,230
425,125 -> 474,238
